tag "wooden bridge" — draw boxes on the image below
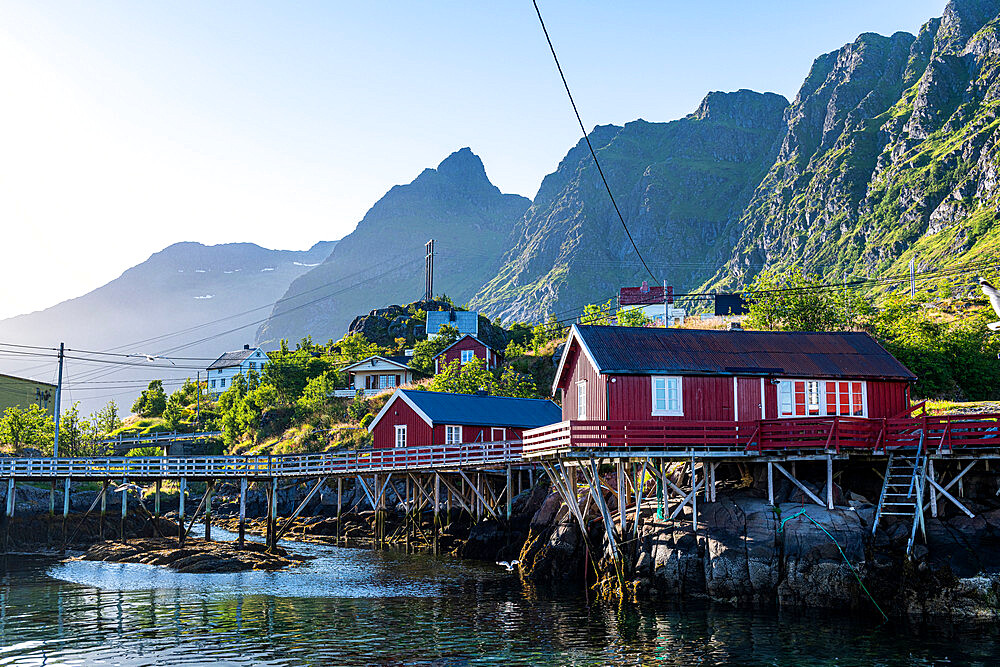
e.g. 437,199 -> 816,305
522,413 -> 1000,561
0,439 -> 533,553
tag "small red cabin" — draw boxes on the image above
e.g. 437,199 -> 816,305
553,325 -> 916,423
433,335 -> 502,374
369,388 -> 561,449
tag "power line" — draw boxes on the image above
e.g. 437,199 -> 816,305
531,0 -> 658,284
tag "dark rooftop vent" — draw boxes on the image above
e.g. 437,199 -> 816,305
244,344 -> 250,350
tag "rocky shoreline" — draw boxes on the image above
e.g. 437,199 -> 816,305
76,537 -> 309,573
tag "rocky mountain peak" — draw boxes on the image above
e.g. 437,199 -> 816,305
690,90 -> 788,130
936,0 -> 1000,53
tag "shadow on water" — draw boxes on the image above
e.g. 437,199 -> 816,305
0,532 -> 995,666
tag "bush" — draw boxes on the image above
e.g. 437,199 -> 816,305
359,413 -> 374,429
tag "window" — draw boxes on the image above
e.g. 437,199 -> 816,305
211,380 -> 216,389
249,362 -> 256,371
460,349 -> 475,364
651,376 -> 683,416
395,425 -> 407,447
378,374 -> 389,389
491,428 -> 506,441
576,381 -> 587,419
220,378 -> 226,388
445,425 -> 462,444
778,379 -> 866,417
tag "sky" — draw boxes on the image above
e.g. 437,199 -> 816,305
0,0 -> 945,320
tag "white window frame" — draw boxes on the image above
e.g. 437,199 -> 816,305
445,425 -> 462,444
460,349 -> 475,365
776,379 -> 868,418
395,425 -> 407,447
576,381 -> 587,419
651,376 -> 683,416
491,427 -> 506,442
219,377 -> 226,388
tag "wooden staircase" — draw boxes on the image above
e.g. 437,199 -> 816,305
872,431 -> 928,556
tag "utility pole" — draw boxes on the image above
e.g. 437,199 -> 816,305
424,239 -> 435,301
909,258 -> 916,298
53,342 -> 64,457
663,280 -> 668,327
196,371 -> 201,423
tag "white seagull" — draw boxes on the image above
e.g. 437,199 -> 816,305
978,278 -> 1000,331
496,560 -> 519,572
141,354 -> 176,365
111,483 -> 143,495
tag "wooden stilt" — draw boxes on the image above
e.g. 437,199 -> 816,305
239,478 -> 247,549
177,478 -> 186,546
100,480 -> 108,540
154,479 -> 161,535
506,465 -> 513,520
826,456 -> 834,509
119,479 -> 128,543
433,473 -> 441,555
690,458 -> 698,532
275,477 -> 327,543
3,479 -> 14,553
268,478 -> 278,552
204,481 -> 213,542
336,477 -> 343,544
62,478 -> 70,547
928,459 -> 938,518
767,462 -> 774,506
616,460 -> 626,537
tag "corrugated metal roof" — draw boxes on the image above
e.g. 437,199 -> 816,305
573,325 -> 915,380
426,310 -> 478,337
400,389 -> 561,428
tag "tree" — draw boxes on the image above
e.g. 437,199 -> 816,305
424,357 -> 536,397
616,306 -> 652,327
297,371 -> 338,413
409,324 -> 460,374
132,380 -> 167,417
337,333 -> 384,363
581,300 -> 615,325
743,270 -> 872,332
0,404 -> 55,454
91,401 -> 122,436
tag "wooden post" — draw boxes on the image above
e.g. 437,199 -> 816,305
62,478 -> 70,546
3,479 -> 14,553
616,460 -> 626,537
204,481 -> 213,542
120,480 -> 128,543
690,458 -> 698,532
178,478 -> 186,546
506,465 -> 513,520
928,459 -> 938,518
269,478 -> 278,552
767,463 -> 774,506
154,480 -> 161,534
238,478 -> 247,549
433,473 -> 441,555
405,476 -> 411,550
100,480 -> 108,540
826,456 -> 834,510
336,477 -> 343,545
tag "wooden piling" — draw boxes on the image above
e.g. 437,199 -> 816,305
119,480 -> 128,543
3,479 -> 14,553
154,480 -> 161,534
506,465 -> 513,520
178,478 -> 186,546
62,478 -> 70,547
336,477 -> 343,545
100,480 -> 107,540
204,481 -> 213,542
433,473 -> 441,555
238,478 -> 247,549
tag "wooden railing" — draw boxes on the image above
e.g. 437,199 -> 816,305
523,414 -> 1000,457
0,440 -> 524,479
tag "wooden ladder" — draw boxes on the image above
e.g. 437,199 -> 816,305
872,430 -> 927,556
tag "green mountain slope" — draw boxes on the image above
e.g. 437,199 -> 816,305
715,0 -> 1000,288
468,90 -> 789,323
256,148 -> 530,344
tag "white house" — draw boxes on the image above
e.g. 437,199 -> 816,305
206,344 -> 269,395
338,355 -> 419,397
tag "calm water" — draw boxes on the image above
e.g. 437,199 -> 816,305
0,530 -> 996,666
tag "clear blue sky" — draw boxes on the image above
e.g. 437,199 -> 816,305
0,0 -> 945,318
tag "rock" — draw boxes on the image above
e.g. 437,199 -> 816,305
76,537 -> 309,572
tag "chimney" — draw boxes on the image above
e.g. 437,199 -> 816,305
244,344 -> 250,350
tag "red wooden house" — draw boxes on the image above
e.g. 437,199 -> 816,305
433,335 -> 502,374
552,325 -> 915,424
369,388 -> 561,449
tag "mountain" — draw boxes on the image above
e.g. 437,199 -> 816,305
0,240 -> 335,413
256,148 -> 530,344
468,90 -> 789,322
715,0 -> 1000,288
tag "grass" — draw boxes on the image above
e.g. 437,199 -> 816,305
922,399 -> 1000,415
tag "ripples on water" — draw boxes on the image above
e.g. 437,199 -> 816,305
0,532 -> 995,666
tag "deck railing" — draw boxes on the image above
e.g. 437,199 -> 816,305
0,440 -> 524,480
523,414 -> 1000,457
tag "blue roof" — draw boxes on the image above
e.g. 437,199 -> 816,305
426,310 -> 478,337
399,389 -> 560,428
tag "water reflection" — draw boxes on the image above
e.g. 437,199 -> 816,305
0,547 -> 993,666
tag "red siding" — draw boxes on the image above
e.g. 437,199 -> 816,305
559,341 -> 607,421
372,398 -> 525,449
736,377 -> 762,421
372,400 -> 434,449
435,337 -> 496,373
866,380 -> 909,418
608,375 -> 734,421
763,379 -> 778,419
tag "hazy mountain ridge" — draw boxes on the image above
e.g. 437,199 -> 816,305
255,148 -> 530,344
